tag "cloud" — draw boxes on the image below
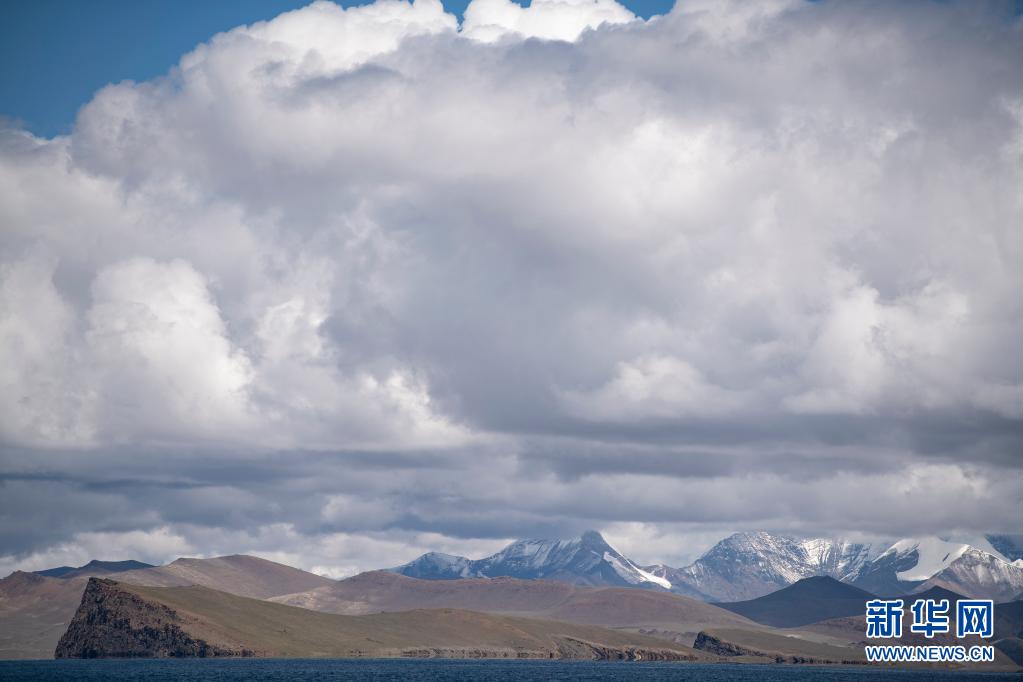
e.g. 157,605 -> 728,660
87,258 -> 255,442
463,0 -> 635,42
1,0 -> 1021,573
0,253 -> 93,447
561,355 -> 745,420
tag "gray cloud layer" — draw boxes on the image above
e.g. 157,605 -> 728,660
1,0 -> 1022,574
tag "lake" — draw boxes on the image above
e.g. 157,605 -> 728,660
0,659 -> 1014,681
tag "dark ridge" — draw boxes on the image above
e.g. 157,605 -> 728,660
995,638 -> 1023,667
35,560 -> 155,579
33,566 -> 78,578
994,599 -> 1023,640
714,576 -> 878,628
902,585 -> 964,604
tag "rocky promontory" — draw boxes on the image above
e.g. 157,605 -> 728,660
55,578 -> 251,658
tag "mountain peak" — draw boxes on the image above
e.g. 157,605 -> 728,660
391,530 -> 669,590
579,530 -> 609,546
2,570 -> 47,590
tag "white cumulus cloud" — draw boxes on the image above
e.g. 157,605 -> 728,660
1,0 -> 1021,570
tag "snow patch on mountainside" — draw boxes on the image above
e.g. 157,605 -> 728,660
885,538 -> 971,581
664,532 -> 890,601
798,538 -> 883,582
390,530 -> 672,590
390,529 -> 1023,602
603,551 -> 671,589
914,547 -> 1023,602
392,551 -> 478,579
483,538 -> 581,571
941,534 -> 1009,562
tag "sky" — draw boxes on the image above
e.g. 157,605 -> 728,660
0,0 -> 674,138
0,0 -> 1022,578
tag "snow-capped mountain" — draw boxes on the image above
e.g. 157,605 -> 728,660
390,531 -> 672,590
387,552 -> 477,580
663,532 -> 1023,602
799,537 -> 881,582
848,537 -> 985,596
912,547 -> 1023,603
653,532 -> 882,602
844,540 -> 927,597
389,530 -> 1023,603
844,536 -> 1021,598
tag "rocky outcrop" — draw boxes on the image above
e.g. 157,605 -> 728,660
554,637 -> 698,661
693,631 -> 771,658
55,578 -> 252,658
370,638 -> 699,661
692,631 -> 860,665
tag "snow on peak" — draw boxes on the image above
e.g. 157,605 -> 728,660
797,537 -> 882,580
632,564 -> 673,589
884,538 -> 972,581
490,537 -> 582,569
602,551 -> 672,589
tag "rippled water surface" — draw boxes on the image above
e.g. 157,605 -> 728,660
0,659 -> 1015,681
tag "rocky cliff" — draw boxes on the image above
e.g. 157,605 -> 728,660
55,578 -> 251,658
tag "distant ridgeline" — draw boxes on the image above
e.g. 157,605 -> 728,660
389,530 -> 1023,603
0,531 -> 1020,667
34,560 -> 155,579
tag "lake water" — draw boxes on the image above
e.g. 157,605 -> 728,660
0,659 -> 1014,681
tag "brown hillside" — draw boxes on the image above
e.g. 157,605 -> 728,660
274,570 -> 753,625
56,578 -> 713,661
0,572 -> 89,659
112,554 -> 334,599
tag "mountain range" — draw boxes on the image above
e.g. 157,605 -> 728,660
391,530 -> 1023,603
390,530 -> 677,592
3,527 -> 1018,662
2,539 -> 1021,668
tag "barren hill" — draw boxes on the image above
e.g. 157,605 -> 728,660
56,578 -> 711,661
112,554 -> 334,599
715,576 -> 877,628
270,570 -> 756,642
1,554 -> 332,659
0,572 -> 89,659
